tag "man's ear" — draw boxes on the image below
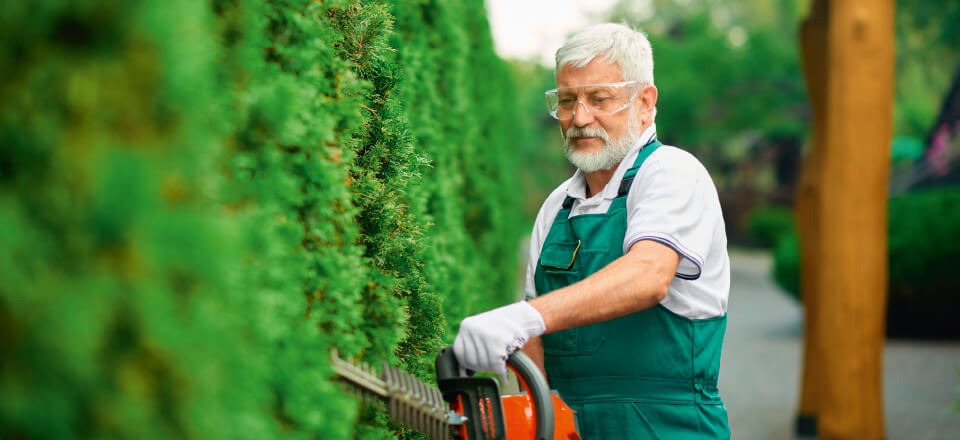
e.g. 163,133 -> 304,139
640,85 -> 658,118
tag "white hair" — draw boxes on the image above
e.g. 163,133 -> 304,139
556,23 -> 655,86
556,23 -> 656,119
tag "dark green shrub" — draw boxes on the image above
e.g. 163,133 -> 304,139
886,186 -> 960,338
772,231 -> 801,300
771,186 -> 960,338
746,205 -> 796,249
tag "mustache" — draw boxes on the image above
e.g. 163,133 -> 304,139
565,126 -> 610,144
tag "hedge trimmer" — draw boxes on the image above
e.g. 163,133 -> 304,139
331,346 -> 581,440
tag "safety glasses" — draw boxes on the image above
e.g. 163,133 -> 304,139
545,81 -> 641,121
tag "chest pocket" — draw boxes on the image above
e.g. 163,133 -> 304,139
540,240 -> 580,270
538,240 -> 608,357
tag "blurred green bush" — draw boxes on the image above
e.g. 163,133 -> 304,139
885,186 -> 960,338
770,187 -> 960,338
746,205 -> 795,248
0,0 -> 521,438
772,231 -> 801,301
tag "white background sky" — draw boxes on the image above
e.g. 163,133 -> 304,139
485,0 -> 620,66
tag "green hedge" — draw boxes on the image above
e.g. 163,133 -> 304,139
772,231 -> 801,300
886,186 -> 960,338
0,0 -> 521,438
771,187 -> 960,339
746,205 -> 795,249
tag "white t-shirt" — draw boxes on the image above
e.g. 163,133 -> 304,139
524,124 -> 729,319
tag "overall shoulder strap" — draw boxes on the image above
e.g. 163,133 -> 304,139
617,138 -> 663,198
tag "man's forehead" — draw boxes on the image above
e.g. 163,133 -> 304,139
556,56 -> 623,88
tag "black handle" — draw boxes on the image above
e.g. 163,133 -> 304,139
436,346 -> 554,440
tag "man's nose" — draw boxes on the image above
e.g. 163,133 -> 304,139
571,101 -> 595,127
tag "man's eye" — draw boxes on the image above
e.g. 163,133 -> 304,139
590,95 -> 613,105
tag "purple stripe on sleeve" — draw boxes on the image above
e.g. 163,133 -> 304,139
626,235 -> 703,280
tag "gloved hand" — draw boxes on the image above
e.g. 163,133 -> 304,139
453,301 -> 546,382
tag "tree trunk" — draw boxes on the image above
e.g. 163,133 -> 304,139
795,0 -> 828,434
796,0 -> 893,438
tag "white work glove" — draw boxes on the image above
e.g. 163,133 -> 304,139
453,301 -> 546,383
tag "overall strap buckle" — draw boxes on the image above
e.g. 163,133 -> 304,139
616,138 -> 662,198
617,169 -> 640,198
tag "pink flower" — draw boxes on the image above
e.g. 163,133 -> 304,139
927,124 -> 951,175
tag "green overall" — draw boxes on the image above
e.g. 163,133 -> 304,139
533,141 -> 730,439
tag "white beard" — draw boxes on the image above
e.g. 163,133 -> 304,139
563,117 -> 642,173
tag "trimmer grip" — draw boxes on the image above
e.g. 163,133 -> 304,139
505,350 -> 554,440
435,346 -> 461,381
435,346 -> 554,440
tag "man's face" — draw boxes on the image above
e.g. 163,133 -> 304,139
556,57 -> 639,157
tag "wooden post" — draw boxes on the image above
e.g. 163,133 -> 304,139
797,0 -> 893,438
795,0 -> 828,434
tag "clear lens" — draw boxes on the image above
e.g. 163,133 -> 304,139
545,81 -> 640,121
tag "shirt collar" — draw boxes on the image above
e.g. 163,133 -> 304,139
566,123 -> 658,201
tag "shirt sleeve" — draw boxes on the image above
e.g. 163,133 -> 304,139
623,150 -> 716,280
524,203 -> 548,300
523,245 -> 538,300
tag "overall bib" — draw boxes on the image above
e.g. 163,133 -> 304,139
533,141 -> 730,439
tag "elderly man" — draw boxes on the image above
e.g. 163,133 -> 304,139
453,23 -> 730,438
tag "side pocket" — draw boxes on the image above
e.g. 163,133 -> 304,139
539,267 -> 582,356
543,324 -> 608,357
539,247 -> 611,357
627,403 -> 665,440
542,327 -> 579,356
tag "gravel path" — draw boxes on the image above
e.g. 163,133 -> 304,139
720,249 -> 960,440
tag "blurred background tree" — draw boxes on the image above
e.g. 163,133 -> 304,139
609,0 -> 810,244
894,0 -> 959,140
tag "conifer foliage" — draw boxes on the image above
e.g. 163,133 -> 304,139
0,0 -> 522,438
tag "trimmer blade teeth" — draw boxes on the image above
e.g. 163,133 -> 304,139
380,363 -> 451,440
331,350 -> 452,440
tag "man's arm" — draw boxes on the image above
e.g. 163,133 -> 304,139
454,240 -> 679,379
520,336 -> 546,378
529,239 -> 680,334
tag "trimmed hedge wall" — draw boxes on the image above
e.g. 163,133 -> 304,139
0,0 -> 521,438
